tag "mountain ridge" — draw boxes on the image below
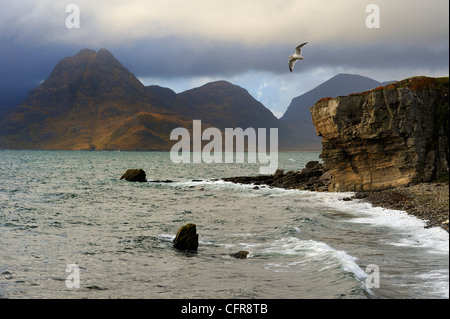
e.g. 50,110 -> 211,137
279,73 -> 394,147
0,48 -> 303,151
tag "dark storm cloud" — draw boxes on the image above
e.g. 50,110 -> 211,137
1,34 -> 448,111
0,38 -> 81,110
112,37 -> 449,78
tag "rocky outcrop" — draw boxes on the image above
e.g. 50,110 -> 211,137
173,223 -> 199,252
222,161 -> 331,191
229,251 -> 250,259
120,169 -> 147,182
310,76 -> 449,192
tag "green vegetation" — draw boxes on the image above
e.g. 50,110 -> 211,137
436,173 -> 449,183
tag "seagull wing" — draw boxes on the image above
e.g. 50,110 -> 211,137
295,42 -> 308,55
289,59 -> 296,72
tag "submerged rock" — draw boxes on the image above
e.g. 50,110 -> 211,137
173,223 -> 199,252
230,251 -> 250,259
120,169 -> 147,182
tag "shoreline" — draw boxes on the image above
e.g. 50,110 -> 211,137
354,183 -> 449,232
222,162 -> 449,232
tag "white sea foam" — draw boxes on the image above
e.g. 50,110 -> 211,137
416,270 -> 449,298
283,189 -> 449,255
330,199 -> 449,255
239,237 -> 368,281
159,177 -> 448,297
155,234 -> 175,242
166,179 -> 449,254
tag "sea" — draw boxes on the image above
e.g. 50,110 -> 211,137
0,150 -> 448,299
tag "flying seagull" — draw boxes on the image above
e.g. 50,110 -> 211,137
289,42 -> 308,72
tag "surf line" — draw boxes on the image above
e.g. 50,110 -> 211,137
170,120 -> 278,174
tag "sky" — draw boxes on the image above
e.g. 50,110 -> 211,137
0,0 -> 448,118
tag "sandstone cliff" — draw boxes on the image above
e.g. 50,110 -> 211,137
310,76 -> 449,192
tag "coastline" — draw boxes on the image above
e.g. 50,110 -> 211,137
354,183 -> 449,232
222,163 -> 449,232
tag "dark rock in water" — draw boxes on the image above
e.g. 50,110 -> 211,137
230,251 -> 250,259
120,169 -> 147,182
173,223 -> 199,251
222,161 -> 331,192
305,161 -> 319,169
253,186 -> 259,190
342,197 -> 352,201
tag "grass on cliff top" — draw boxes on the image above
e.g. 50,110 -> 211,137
348,76 -> 449,96
395,76 -> 449,90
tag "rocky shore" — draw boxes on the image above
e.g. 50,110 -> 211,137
355,183 -> 449,232
222,161 -> 331,192
223,161 -> 449,232
224,77 -> 449,232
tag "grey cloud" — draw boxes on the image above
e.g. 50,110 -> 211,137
112,38 -> 449,78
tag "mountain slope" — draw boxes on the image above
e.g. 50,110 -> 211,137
0,48 -> 300,151
280,74 -> 393,148
0,48 -> 192,150
172,81 -> 304,150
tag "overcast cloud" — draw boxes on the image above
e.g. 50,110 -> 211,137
0,0 -> 448,116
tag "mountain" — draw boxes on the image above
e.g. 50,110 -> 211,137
0,48 -> 299,151
0,48 -> 199,150
280,74 -> 393,149
173,81 -> 302,150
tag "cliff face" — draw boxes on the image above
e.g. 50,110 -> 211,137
311,76 -> 449,192
280,74 -> 390,151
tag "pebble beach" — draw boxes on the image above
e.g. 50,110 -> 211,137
355,183 -> 449,232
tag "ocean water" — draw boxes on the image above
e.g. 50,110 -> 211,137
0,150 -> 448,299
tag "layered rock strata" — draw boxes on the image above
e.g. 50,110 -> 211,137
310,77 -> 449,192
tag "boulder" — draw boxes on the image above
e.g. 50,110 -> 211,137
305,161 -> 319,169
120,169 -> 147,182
230,251 -> 250,259
173,223 -> 199,251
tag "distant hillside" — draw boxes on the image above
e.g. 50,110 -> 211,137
0,48 -> 300,151
280,74 -> 393,149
